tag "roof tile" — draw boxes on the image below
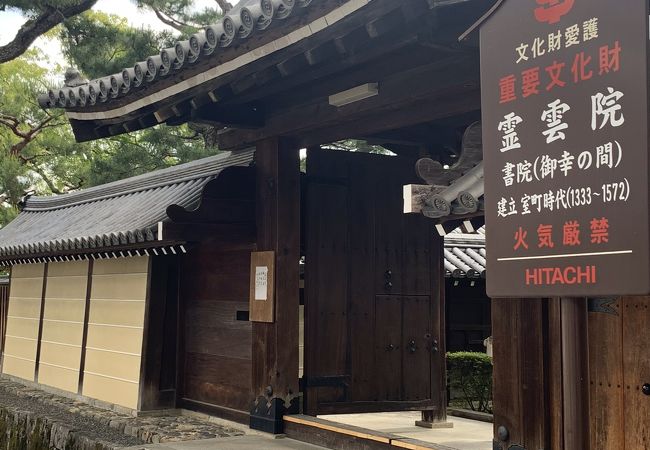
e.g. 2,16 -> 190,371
0,150 -> 254,259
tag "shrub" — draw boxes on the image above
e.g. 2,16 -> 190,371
447,351 -> 493,414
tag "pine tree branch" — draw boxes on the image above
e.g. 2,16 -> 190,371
0,0 -> 99,64
151,7 -> 190,33
26,163 -> 64,195
0,113 -> 57,157
214,0 -> 233,13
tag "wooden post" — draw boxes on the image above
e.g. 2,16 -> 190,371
250,137 -> 300,433
33,263 -> 49,383
491,297 -> 547,450
492,297 -> 590,450
560,297 -> 590,450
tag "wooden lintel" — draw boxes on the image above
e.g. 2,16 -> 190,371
294,90 -> 481,150
224,10 -> 426,107
461,216 -> 485,233
192,103 -> 264,129
277,54 -> 309,77
218,55 -> 480,149
366,7 -> 406,38
160,221 -> 256,244
139,114 -> 158,130
171,100 -> 192,118
305,41 -> 338,66
166,198 -> 255,224
231,73 -> 259,95
106,123 -> 128,137
190,94 -> 212,110
154,107 -> 176,123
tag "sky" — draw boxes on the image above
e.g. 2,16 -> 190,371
0,0 -> 216,66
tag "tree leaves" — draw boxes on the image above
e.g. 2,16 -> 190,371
60,10 -> 173,79
135,0 -> 224,36
0,1 -> 223,228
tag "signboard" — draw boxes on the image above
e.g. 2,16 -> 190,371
481,0 -> 650,296
255,266 -> 269,301
249,251 -> 275,322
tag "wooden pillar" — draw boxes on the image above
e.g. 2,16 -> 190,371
418,233 -> 448,427
491,297 -> 547,450
492,297 -> 590,450
250,137 -> 300,433
560,297 -> 590,450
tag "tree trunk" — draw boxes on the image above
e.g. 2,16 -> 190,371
0,0 -> 98,64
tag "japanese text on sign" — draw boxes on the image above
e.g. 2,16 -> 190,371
481,0 -> 650,296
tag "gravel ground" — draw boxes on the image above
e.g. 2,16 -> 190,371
0,385 -> 143,447
0,378 -> 245,448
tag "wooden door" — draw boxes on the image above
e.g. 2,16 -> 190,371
589,296 -> 650,450
402,296 -> 432,402
374,296 -> 403,401
304,149 -> 443,415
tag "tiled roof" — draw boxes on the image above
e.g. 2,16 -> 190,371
428,162 -> 484,220
0,149 -> 254,259
413,122 -> 485,223
37,0 -> 318,111
444,228 -> 486,279
0,143 -> 488,276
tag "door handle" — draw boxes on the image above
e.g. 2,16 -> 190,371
431,339 -> 439,353
384,270 -> 393,291
408,340 -> 417,353
386,343 -> 395,351
643,384 -> 650,396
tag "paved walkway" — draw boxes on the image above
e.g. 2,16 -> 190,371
123,435 -> 328,449
322,411 -> 492,450
0,377 -> 490,450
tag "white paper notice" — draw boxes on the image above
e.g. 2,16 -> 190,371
255,266 -> 268,301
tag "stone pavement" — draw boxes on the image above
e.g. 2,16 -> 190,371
0,377 -> 490,450
123,435 -> 329,450
322,411 -> 492,450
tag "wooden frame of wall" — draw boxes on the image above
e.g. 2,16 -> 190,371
0,274 -> 10,373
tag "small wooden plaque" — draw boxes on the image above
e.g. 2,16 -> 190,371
249,251 -> 275,323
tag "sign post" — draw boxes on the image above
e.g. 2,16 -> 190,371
481,0 -> 650,297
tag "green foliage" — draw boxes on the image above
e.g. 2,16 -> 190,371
0,2 -> 224,229
60,11 -> 174,79
0,50 -> 215,228
447,351 -> 493,414
86,125 -> 215,186
323,139 -> 395,155
0,51 -> 76,221
135,0 -> 223,36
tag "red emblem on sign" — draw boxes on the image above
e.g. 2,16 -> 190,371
534,0 -> 575,25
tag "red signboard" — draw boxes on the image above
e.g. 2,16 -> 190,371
481,0 -> 650,297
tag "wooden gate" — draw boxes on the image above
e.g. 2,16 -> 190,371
304,149 -> 445,416
589,296 -> 650,450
